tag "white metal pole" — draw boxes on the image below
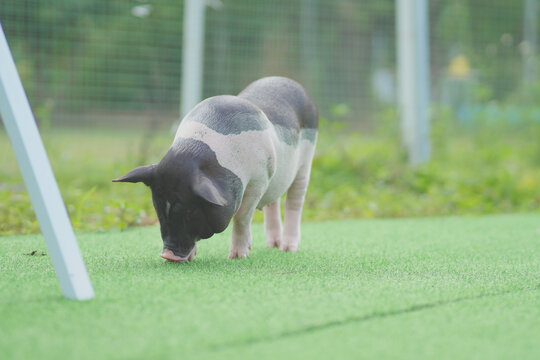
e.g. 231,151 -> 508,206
0,24 -> 94,301
397,0 -> 430,165
180,0 -> 206,118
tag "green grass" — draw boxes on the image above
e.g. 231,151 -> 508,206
1,213 -> 539,359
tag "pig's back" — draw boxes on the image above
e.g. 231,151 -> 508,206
178,95 -> 270,135
238,76 -> 318,135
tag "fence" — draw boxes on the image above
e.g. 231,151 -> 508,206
0,0 -> 538,127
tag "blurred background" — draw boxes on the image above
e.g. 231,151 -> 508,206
1,0 -> 539,235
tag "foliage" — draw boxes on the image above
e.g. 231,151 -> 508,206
303,108 -> 540,220
1,106 -> 539,235
0,129 -> 167,235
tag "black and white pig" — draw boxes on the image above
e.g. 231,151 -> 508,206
113,76 -> 318,262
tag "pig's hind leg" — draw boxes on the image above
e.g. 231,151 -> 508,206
281,164 -> 311,252
264,199 -> 282,248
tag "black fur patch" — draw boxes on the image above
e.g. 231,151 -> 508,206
150,139 -> 243,257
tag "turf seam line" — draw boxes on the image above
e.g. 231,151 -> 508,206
207,285 -> 539,352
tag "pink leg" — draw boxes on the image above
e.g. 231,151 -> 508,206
264,199 -> 282,248
229,193 -> 259,259
281,167 -> 311,252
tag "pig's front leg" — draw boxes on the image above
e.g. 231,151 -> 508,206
229,192 -> 260,259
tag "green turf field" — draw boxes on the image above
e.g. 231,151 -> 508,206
1,213 -> 539,359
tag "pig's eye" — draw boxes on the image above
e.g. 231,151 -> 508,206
169,202 -> 185,216
172,202 -> 183,212
165,201 -> 171,217
164,201 -> 181,218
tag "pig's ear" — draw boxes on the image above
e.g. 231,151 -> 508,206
112,164 -> 156,186
193,173 -> 229,207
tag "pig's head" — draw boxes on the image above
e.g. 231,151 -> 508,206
113,146 -> 239,262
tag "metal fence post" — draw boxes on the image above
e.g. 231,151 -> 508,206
397,0 -> 431,165
180,0 -> 206,118
0,24 -> 94,301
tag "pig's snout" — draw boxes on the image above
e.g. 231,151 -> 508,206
161,246 -> 197,262
161,248 -> 187,262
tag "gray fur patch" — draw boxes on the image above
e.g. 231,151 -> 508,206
272,127 -> 317,146
301,129 -> 318,143
238,77 -> 318,131
274,125 -> 300,146
183,96 -> 269,135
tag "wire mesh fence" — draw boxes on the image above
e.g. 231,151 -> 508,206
0,0 -> 538,128
202,0 -> 396,121
1,0 -> 539,235
431,0 -> 539,125
1,0 -> 184,127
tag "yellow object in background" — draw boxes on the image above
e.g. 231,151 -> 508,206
449,55 -> 471,79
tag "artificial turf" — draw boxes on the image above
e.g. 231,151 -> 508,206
1,213 -> 539,359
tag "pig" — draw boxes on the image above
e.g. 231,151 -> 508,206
113,76 -> 318,262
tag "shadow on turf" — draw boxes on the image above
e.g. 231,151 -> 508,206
206,285 -> 540,352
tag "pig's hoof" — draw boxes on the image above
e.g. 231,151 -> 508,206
279,237 -> 299,252
228,247 -> 249,259
279,244 -> 298,252
265,233 -> 281,248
